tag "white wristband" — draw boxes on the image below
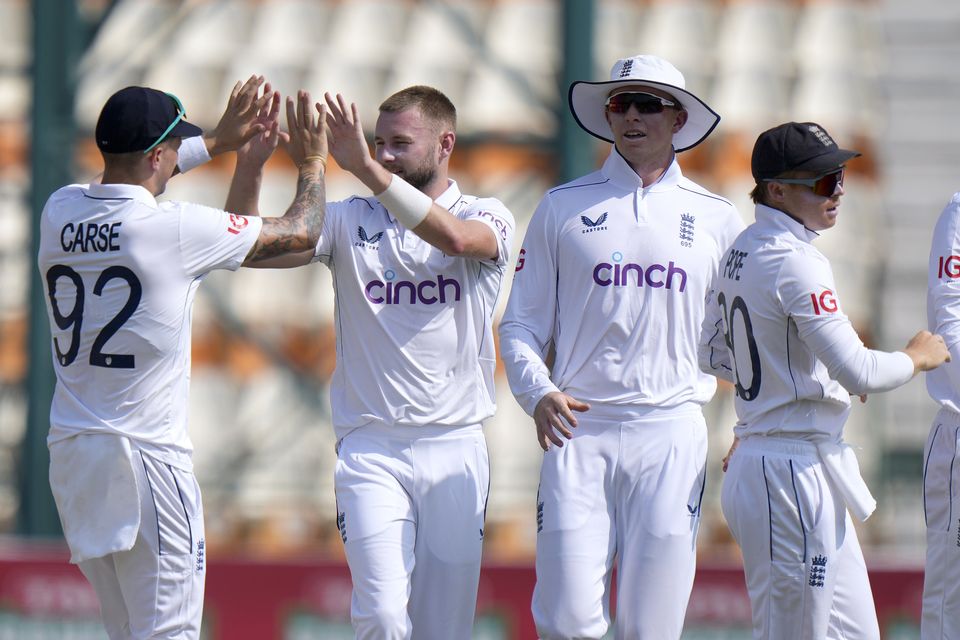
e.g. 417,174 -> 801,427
177,136 -> 212,174
376,175 -> 432,229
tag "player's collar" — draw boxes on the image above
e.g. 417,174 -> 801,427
755,204 -> 820,243
87,182 -> 159,208
603,148 -> 681,192
434,179 -> 462,211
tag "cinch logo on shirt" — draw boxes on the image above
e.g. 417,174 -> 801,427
364,270 -> 462,305
592,251 -> 687,291
473,210 -> 510,240
355,225 -> 384,249
937,255 -> 960,279
809,289 -> 839,315
580,213 -> 608,234
227,214 -> 249,235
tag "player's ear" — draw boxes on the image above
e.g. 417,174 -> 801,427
767,181 -> 788,205
672,109 -> 688,133
438,130 -> 455,162
145,146 -> 163,170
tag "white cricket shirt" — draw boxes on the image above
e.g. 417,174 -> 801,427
927,192 -> 960,412
38,182 -> 262,459
699,204 -> 914,441
314,180 -> 514,438
499,149 -> 743,416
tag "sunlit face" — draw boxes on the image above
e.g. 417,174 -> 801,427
604,85 -> 687,165
374,107 -> 446,191
773,169 -> 846,231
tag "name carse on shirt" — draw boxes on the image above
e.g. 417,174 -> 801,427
60,222 -> 122,253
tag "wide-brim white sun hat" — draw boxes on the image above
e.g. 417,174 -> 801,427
568,55 -> 720,152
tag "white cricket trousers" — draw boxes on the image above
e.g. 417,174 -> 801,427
532,406 -> 707,640
334,422 -> 489,640
78,451 -> 205,640
921,407 -> 960,639
722,436 -> 879,640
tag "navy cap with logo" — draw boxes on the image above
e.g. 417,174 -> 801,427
751,122 -> 860,182
95,86 -> 203,154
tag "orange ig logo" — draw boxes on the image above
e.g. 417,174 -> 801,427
810,289 -> 838,315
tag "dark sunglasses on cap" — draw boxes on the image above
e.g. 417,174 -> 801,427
764,168 -> 845,197
604,92 -> 677,115
143,92 -> 186,153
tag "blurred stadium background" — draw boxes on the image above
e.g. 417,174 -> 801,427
1,0 -> 958,637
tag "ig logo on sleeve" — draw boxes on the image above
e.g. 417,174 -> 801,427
809,289 -> 838,315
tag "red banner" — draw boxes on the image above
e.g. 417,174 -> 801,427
0,542 -> 922,638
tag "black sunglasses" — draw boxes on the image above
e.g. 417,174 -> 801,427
764,168 -> 845,197
605,92 -> 677,115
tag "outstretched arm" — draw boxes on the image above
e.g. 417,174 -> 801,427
225,86 -> 287,216
243,91 -> 327,267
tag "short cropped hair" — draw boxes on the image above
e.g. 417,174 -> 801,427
750,169 -> 811,206
101,137 -> 180,169
379,86 -> 457,132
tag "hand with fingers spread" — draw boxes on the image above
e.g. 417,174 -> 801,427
533,391 -> 591,451
227,84 -> 290,217
207,74 -> 276,156
323,92 -> 380,181
285,90 -> 328,171
236,83 -> 289,170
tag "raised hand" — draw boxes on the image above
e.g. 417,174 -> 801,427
323,92 -> 373,176
285,90 -> 328,170
207,75 -> 275,156
236,84 -> 287,169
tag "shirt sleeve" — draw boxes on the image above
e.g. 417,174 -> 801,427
498,194 -> 562,416
929,194 -> 960,348
176,202 -> 263,277
779,248 -> 913,395
698,273 -> 735,383
928,194 -> 960,392
313,199 -> 345,265
462,197 -> 515,267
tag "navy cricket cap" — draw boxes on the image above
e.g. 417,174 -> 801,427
751,122 -> 860,181
95,86 -> 202,153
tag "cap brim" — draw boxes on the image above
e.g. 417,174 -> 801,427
568,79 -> 720,152
170,119 -> 203,140
792,148 -> 861,174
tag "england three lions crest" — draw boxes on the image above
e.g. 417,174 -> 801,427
679,213 -> 695,247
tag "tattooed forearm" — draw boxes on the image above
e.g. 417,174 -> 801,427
247,168 -> 326,262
